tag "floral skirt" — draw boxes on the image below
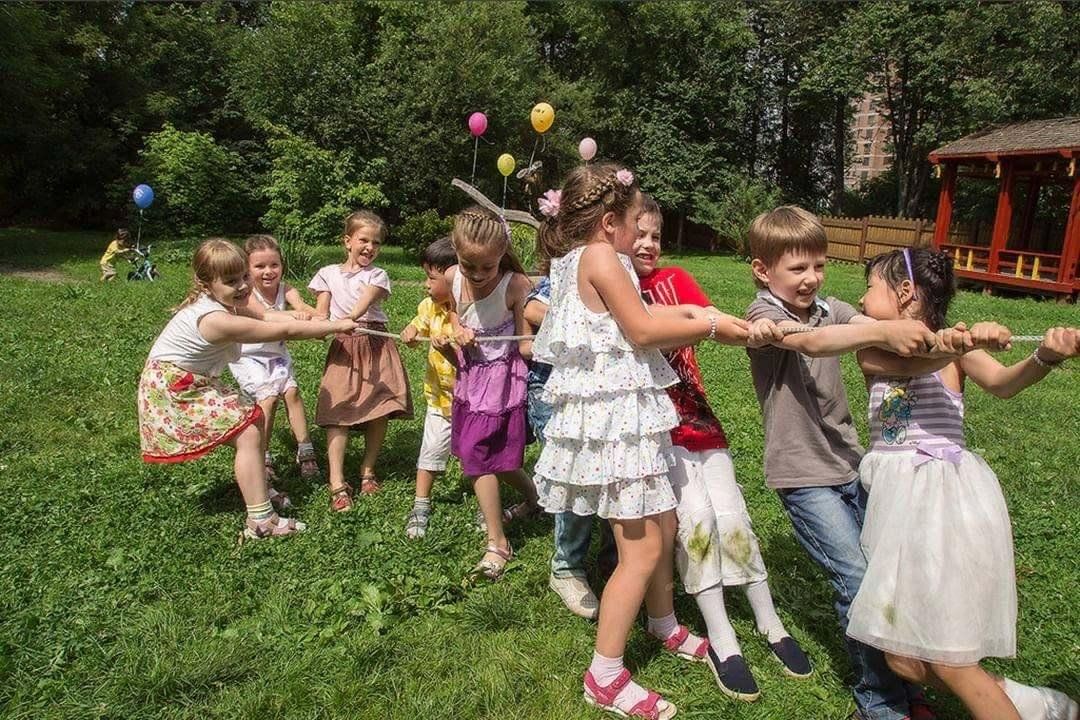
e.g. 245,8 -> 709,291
138,359 -> 262,463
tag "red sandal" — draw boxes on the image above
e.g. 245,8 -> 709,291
659,625 -> 709,663
583,669 -> 676,720
359,473 -> 381,495
329,482 -> 353,512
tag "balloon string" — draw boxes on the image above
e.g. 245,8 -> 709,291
470,137 -> 478,184
528,136 -> 539,167
502,176 -> 508,210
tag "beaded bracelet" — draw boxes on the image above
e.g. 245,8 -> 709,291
1031,347 -> 1062,369
707,314 -> 717,341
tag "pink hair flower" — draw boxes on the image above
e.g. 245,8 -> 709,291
615,169 -> 635,186
538,189 -> 562,218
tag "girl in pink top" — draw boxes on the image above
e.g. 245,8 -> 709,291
309,211 -> 413,511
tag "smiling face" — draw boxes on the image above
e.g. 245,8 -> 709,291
205,269 -> 250,308
344,223 -> 382,268
423,263 -> 453,306
455,240 -> 504,290
247,248 -> 283,296
630,211 -> 662,277
752,250 -> 826,320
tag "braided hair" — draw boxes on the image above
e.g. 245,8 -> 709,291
551,162 -> 641,258
865,247 -> 956,330
451,205 -> 526,275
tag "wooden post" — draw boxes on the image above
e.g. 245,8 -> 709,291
913,218 -> 925,247
857,216 -> 870,262
987,160 -> 1015,275
932,163 -> 957,249
1059,173 -> 1080,286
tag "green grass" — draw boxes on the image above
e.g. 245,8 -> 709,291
0,229 -> 1076,719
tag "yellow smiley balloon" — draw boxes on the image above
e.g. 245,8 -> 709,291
497,153 -> 516,177
530,102 -> 555,134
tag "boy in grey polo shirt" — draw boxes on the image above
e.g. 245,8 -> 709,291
743,206 -> 953,720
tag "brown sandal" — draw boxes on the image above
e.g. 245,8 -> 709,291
330,482 -> 353,512
359,473 -> 381,495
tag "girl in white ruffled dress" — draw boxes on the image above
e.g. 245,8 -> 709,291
531,162 -> 724,720
850,247 -> 1079,720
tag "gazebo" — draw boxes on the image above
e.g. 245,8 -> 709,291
929,117 -> 1080,300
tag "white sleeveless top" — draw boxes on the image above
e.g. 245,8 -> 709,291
453,270 -> 514,331
240,285 -> 287,358
148,295 -> 240,377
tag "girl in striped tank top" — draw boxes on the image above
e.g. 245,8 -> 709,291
849,247 -> 1079,720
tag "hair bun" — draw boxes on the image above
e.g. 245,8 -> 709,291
926,250 -> 953,279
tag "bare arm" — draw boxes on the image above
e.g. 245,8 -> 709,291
960,327 -> 1078,398
506,273 -> 534,359
523,298 -> 547,328
284,285 -> 320,317
583,246 -> 711,348
199,312 -> 355,345
348,285 -> 388,321
314,291 -> 331,319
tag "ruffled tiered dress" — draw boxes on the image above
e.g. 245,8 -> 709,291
532,246 -> 681,519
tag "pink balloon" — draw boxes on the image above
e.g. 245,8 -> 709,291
578,137 -> 597,162
468,112 -> 488,138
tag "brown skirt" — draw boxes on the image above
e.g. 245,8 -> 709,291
316,326 -> 413,427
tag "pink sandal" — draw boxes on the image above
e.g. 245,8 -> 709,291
660,625 -> 709,663
583,669 -> 676,720
268,486 -> 292,511
296,446 -> 320,479
330,482 -> 354,513
242,514 -> 305,540
473,542 -> 513,580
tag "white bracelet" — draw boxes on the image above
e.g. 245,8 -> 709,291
707,315 -> 717,341
1031,347 -> 1061,369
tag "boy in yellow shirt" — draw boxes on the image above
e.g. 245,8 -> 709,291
400,237 -> 458,538
99,229 -> 133,281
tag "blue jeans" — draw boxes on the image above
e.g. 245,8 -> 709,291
529,379 -> 616,578
778,480 -> 910,720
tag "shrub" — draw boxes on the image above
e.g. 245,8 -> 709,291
395,210 -> 452,262
691,175 -> 781,256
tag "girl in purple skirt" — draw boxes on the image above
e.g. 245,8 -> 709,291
447,206 -> 539,580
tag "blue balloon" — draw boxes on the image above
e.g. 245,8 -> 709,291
133,184 -> 155,209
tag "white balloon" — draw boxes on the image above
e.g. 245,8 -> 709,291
578,137 -> 597,162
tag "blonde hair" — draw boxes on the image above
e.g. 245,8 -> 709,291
747,206 -> 828,288
451,205 -> 526,275
343,210 -> 387,247
175,238 -> 247,311
551,162 -> 640,258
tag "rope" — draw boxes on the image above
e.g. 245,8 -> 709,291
353,325 -> 1045,345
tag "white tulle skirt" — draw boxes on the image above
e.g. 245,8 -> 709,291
847,450 -> 1017,666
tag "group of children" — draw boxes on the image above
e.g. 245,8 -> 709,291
137,160 -> 1079,720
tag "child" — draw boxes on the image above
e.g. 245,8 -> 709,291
529,204 -> 616,619
400,236 -> 458,539
445,206 -> 539,579
743,206 -> 962,720
848,247 -> 1079,720
138,238 -> 355,538
631,195 -> 811,702
100,228 -> 133,281
309,210 -> 413,511
532,162 -> 725,720
228,235 -> 322,502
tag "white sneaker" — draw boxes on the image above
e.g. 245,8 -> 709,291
1039,686 -> 1079,720
549,573 -> 599,620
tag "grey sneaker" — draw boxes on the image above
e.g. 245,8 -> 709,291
548,573 -> 599,620
405,506 -> 431,539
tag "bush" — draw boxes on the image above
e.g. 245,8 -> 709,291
139,123 -> 249,236
691,175 -> 781,256
510,223 -> 538,274
262,129 -> 388,246
275,226 -> 320,284
395,210 -> 452,262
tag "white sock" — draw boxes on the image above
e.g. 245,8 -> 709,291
588,652 -> 648,708
744,579 -> 788,643
297,441 -> 313,453
246,500 -> 273,521
695,585 -> 741,659
646,612 -> 679,641
264,451 -> 273,465
1003,678 -> 1047,719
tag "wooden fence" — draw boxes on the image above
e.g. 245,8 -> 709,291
821,215 -> 936,263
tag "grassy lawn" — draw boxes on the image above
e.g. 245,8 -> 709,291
0,228 -> 1076,720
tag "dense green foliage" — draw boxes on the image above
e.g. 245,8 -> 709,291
3,1 -> 1076,236
1,229 -> 1077,718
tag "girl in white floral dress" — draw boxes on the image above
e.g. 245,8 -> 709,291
138,239 -> 355,539
532,163 -> 725,720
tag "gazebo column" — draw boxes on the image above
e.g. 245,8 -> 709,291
987,160 -> 1015,275
1059,171 -> 1080,286
932,162 -> 957,249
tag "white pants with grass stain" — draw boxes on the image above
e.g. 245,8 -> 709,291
669,447 -> 768,593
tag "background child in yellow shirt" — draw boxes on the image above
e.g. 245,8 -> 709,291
99,228 -> 133,281
400,237 -> 458,539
